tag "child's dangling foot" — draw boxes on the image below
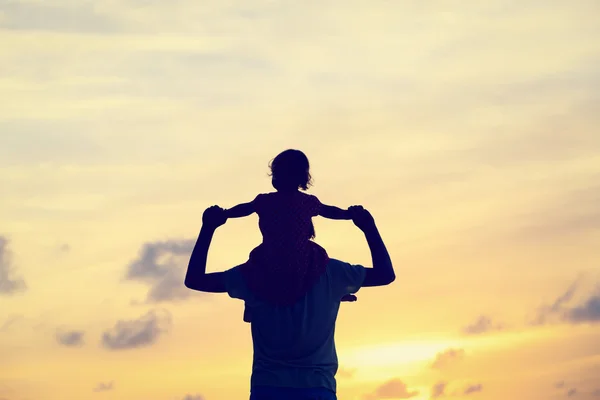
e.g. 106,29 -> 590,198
243,304 -> 252,323
341,294 -> 357,302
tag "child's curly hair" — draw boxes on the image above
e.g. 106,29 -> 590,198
268,149 -> 313,191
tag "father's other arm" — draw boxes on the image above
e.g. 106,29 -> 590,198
349,206 -> 395,287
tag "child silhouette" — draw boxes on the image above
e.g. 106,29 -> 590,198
224,149 -> 357,323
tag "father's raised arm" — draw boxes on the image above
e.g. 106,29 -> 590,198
184,205 -> 227,293
349,206 -> 396,287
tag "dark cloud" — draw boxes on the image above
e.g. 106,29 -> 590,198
93,381 -> 114,392
431,382 -> 446,398
592,389 -> 600,397
0,236 -> 27,295
364,379 -> 419,400
125,239 -> 195,304
0,2 -> 121,33
563,291 -> 600,324
431,348 -> 465,369
464,384 -> 483,395
101,309 -> 171,350
533,281 -> 600,325
56,330 -> 85,347
567,388 -> 577,397
182,395 -> 204,400
462,315 -> 504,335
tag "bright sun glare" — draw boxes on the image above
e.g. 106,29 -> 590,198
343,339 -> 461,368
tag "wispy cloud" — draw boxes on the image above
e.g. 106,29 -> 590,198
337,367 -> 357,379
0,236 -> 27,295
431,348 -> 465,370
181,395 -> 204,400
56,329 -> 85,347
364,379 -> 419,400
431,382 -> 447,399
533,280 -> 600,325
462,315 -> 504,335
464,384 -> 483,395
93,381 -> 114,393
0,314 -> 24,333
0,2 -> 121,33
101,309 -> 171,350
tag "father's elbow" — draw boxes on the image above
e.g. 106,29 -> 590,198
383,268 -> 396,285
382,273 -> 396,285
184,275 -> 200,291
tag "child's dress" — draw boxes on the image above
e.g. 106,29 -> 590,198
239,191 -> 330,308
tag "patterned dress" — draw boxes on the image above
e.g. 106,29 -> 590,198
239,191 -> 330,307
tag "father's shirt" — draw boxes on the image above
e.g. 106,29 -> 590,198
223,258 -> 366,393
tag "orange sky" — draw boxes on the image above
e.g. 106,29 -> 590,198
1,1 -> 600,400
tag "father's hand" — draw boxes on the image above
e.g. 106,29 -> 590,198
349,205 -> 376,232
202,205 -> 227,230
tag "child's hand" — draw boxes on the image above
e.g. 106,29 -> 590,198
341,294 -> 357,302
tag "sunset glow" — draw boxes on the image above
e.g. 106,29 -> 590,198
1,1 -> 600,400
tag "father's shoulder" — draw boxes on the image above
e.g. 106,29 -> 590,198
222,265 -> 249,300
326,258 -> 367,296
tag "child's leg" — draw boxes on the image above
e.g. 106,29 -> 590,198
243,302 -> 252,323
341,294 -> 357,302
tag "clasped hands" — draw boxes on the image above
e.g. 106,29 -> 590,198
201,205 -> 373,303
203,204 -> 373,231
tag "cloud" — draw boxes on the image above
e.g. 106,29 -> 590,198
464,384 -> 483,395
182,395 -> 204,400
124,239 -> 195,304
0,236 -> 27,295
567,388 -> 577,397
0,314 -> 24,333
101,309 -> 172,350
592,389 -> 600,397
93,381 -> 114,392
533,280 -> 579,325
462,315 -> 504,335
431,382 -> 446,399
56,329 -> 85,347
337,367 -> 357,379
431,348 -> 465,369
563,290 -> 600,324
533,281 -> 600,325
364,379 -> 419,400
0,1 -> 121,33
556,381 -> 566,389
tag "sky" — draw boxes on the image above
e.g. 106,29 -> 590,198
1,0 -> 599,399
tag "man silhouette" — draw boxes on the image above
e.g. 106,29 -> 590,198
185,205 -> 395,400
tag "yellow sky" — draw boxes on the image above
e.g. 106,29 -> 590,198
1,1 -> 600,400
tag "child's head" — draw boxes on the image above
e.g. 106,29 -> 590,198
269,149 -> 313,191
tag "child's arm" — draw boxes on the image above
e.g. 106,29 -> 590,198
224,202 -> 255,219
319,204 -> 351,220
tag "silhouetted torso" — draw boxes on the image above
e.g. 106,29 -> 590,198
224,258 -> 366,393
